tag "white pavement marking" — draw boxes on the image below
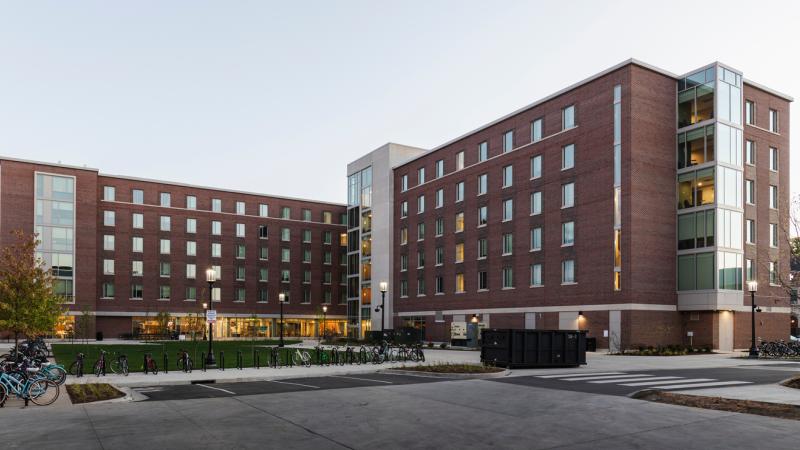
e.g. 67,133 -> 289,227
133,387 -> 163,393
621,378 -> 715,387
269,380 -> 320,389
196,384 -> 236,395
589,376 -> 682,384
657,381 -> 753,390
330,375 -> 393,384
560,374 -> 651,381
536,372 -> 625,379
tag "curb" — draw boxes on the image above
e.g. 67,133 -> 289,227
383,368 -> 510,379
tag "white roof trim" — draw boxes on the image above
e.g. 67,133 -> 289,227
0,156 -> 99,172
743,78 -> 794,102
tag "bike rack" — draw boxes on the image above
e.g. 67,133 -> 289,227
163,353 -> 168,374
254,350 -> 260,369
219,351 -> 225,371
201,352 -> 206,372
236,351 -> 243,370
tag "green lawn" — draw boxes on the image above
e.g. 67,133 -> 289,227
52,339 -> 304,373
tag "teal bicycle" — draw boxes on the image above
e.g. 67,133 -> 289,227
0,369 -> 60,406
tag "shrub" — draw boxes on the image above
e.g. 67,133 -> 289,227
426,342 -> 434,348
439,343 -> 448,349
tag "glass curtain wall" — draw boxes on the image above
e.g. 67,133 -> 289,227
346,166 -> 373,338
34,173 -> 76,303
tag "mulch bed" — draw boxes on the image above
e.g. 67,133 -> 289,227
633,390 -> 800,421
66,384 -> 126,404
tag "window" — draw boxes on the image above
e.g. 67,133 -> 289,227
103,235 -> 115,251
478,206 -> 488,226
259,204 -> 268,217
530,264 -> 543,287
455,212 -> 464,233
323,211 -> 332,224
234,288 -> 245,303
281,248 -> 290,262
502,233 -> 513,255
530,227 -> 542,251
455,181 -> 464,202
158,285 -> 171,300
211,243 -> 222,258
562,105 -> 575,129
478,238 -> 487,259
260,247 -> 268,260
770,147 -> 778,171
186,241 -> 197,256
435,160 -> 444,178
186,195 -> 197,210
400,280 -> 408,297
417,167 -> 426,185
131,284 -> 143,299
746,219 -> 755,244
478,271 -> 488,290
211,287 -> 221,302
400,254 -> 408,271
531,118 -> 543,142
769,109 -> 779,133
160,239 -> 170,254
160,216 -> 171,232
530,155 -> 542,179
132,213 -> 143,229
435,218 -> 444,236
281,207 -> 291,219
531,192 -> 542,215
259,268 -> 268,282
770,185 -> 778,209
562,260 -> 575,284
562,144 -> 574,170
769,261 -> 778,285
103,259 -> 114,275
503,130 -> 514,153
132,189 -> 144,204
561,221 -> 574,246
236,244 -> 246,259
302,229 -> 311,242
211,221 -> 221,235
400,201 -> 408,218
103,186 -> 115,201
502,199 -> 513,221
186,218 -> 197,234
236,201 -> 246,215
455,151 -> 465,170
132,237 -> 143,253
745,100 -> 755,125
455,243 -> 464,263
159,262 -> 171,277
502,267 -> 514,288
477,174 -> 487,195
102,283 -> 114,298
417,195 -> 425,214
502,165 -> 513,188
435,246 -> 444,266
103,211 -> 115,227
160,192 -> 171,207
132,261 -> 143,277
281,227 -> 290,241
478,141 -> 488,162
770,223 -> 778,247
400,227 -> 408,245
432,189 -> 443,209
186,287 -> 197,301
455,273 -> 465,293
281,269 -> 290,282
236,266 -> 246,281
323,231 -> 332,244
417,222 -> 425,241
677,210 -> 716,250
186,264 -> 196,279
400,175 -> 408,192
417,250 -> 425,268
746,259 -> 755,281
302,209 -> 311,221
435,276 -> 444,294
745,180 -> 755,204
561,183 -> 575,208
212,198 -> 222,212
745,140 -> 755,165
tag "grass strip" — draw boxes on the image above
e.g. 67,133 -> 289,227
632,390 -> 800,421
66,384 -> 125,404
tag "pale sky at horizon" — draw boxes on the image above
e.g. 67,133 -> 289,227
1,0 -> 797,203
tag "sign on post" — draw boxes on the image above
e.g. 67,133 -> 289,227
206,309 -> 217,324
450,322 -> 467,340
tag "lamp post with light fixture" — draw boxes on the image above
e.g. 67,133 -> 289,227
748,281 -> 760,358
205,268 -> 217,368
321,305 -> 328,344
374,282 -> 388,341
278,293 -> 286,347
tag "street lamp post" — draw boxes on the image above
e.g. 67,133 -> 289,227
278,293 -> 286,347
748,281 -> 759,358
205,268 -> 217,368
321,305 -> 328,344
375,282 -> 388,341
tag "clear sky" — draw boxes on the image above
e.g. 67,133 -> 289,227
0,0 -> 797,203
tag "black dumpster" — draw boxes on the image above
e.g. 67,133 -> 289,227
95,331 -> 104,341
481,329 -> 586,368
586,337 -> 597,352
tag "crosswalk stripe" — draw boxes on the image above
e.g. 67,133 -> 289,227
588,376 -> 682,384
655,380 -> 753,390
621,378 -> 714,387
560,374 -> 653,381
536,372 -> 625,379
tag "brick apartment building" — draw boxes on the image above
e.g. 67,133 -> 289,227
347,59 -> 793,351
0,158 -> 348,339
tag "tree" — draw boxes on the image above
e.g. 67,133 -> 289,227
0,230 -> 65,350
75,305 -> 93,344
773,195 -> 800,293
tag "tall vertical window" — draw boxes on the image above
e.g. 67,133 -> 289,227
236,223 -> 246,238
478,141 -> 488,162
160,239 -> 170,254
746,219 -> 755,244
745,140 -> 755,165
769,261 -> 778,285
502,233 -> 513,255
103,259 -> 114,275
281,207 -> 291,219
502,165 -> 513,188
211,221 -> 221,235
259,204 -> 268,217
301,209 -> 311,222
417,222 -> 425,241
503,130 -> 514,153
562,105 -> 575,129
236,201 -> 246,215
502,199 -> 513,221
770,223 -> 778,247
561,144 -> 575,170
530,227 -> 542,251
160,192 -> 171,207
561,221 -> 574,246
530,264 -> 542,287
103,235 -> 115,251
132,237 -> 143,253
435,189 -> 444,208
186,218 -> 197,234
530,155 -> 542,179
745,180 -> 755,204
770,185 -> 778,209
212,198 -> 222,212
455,151 -> 465,171
745,100 -> 755,125
435,160 -> 444,178
435,246 -> 443,265
186,241 -> 196,256
417,195 -> 425,214
455,243 -> 464,263
769,109 -> 779,133
477,174 -> 488,195
455,273 -> 465,293
455,212 -> 464,233
478,271 -> 488,290
400,174 -> 408,192
104,211 -> 115,226
562,260 -> 575,284
132,189 -> 144,204
417,167 -> 426,185
186,195 -> 197,210
435,217 -> 444,236
531,192 -> 542,215
562,182 -> 575,208
455,181 -> 464,203
531,118 -> 543,142
160,216 -> 171,232
131,213 -> 143,229
745,259 -> 755,281
211,243 -> 222,258
281,227 -> 290,241
477,238 -> 487,259
400,201 -> 408,218
478,206 -> 488,226
769,147 -> 778,171
502,267 -> 514,288
435,276 -> 444,294
103,186 -> 115,201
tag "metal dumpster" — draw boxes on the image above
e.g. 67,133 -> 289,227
481,329 -> 587,368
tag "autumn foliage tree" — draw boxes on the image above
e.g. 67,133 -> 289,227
0,230 -> 65,349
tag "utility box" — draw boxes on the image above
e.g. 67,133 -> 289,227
481,329 -> 587,368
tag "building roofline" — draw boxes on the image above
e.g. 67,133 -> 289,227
0,156 -> 99,172
743,78 -> 794,102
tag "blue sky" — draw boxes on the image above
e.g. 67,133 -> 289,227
0,0 -> 797,203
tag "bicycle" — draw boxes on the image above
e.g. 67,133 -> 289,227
177,350 -> 193,373
291,348 -> 312,367
111,354 -> 129,376
143,353 -> 159,374
0,369 -> 59,406
68,353 -> 85,377
315,346 -> 330,365
94,350 -> 108,377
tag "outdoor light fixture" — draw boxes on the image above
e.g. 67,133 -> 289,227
379,281 -> 388,293
205,268 -> 217,368
321,305 -> 328,344
471,314 -> 479,323
375,281 -> 389,340
279,292 -> 286,347
578,311 -> 584,317
206,267 -> 217,283
748,281 -> 759,358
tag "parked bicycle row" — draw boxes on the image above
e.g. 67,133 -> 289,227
67,341 -> 426,376
0,348 -> 63,407
758,340 -> 800,358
